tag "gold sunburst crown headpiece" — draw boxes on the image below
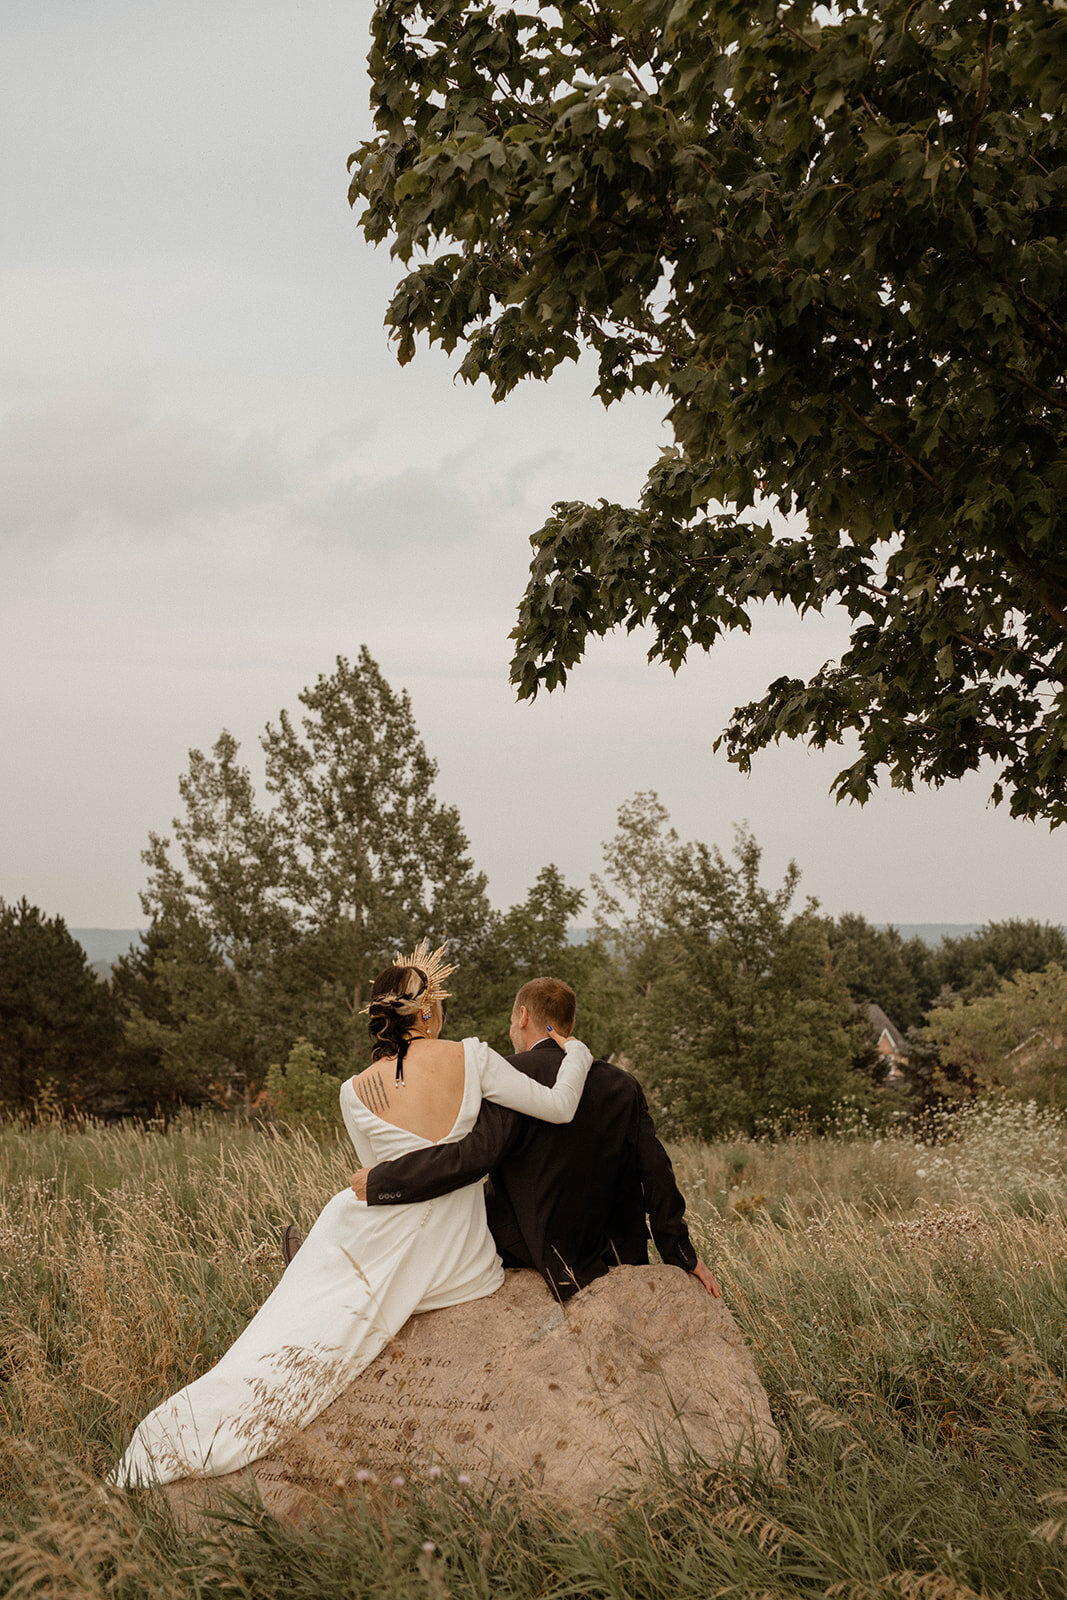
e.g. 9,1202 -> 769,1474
359,940 -> 458,1016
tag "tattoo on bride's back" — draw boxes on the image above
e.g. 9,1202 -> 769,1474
359,1072 -> 390,1115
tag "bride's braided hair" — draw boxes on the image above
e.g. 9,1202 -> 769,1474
367,964 -> 430,1074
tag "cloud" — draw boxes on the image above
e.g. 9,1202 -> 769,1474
0,384 -> 574,586
300,466 -> 480,548
0,389 -> 284,545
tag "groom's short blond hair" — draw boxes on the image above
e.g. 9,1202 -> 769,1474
514,978 -> 576,1033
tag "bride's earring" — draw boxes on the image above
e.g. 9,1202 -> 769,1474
422,1010 -> 431,1022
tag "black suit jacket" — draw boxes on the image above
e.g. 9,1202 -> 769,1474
366,1040 -> 698,1300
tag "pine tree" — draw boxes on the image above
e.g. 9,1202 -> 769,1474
132,731 -> 284,1101
262,649 -> 490,1012
0,899 -> 120,1113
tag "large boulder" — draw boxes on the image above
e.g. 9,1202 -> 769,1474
165,1265 -> 782,1521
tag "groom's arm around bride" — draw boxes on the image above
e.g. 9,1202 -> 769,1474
351,978 -> 721,1303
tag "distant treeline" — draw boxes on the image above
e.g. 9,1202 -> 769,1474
70,922 -> 1043,979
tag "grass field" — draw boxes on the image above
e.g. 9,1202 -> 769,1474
1,1100 -> 1065,1598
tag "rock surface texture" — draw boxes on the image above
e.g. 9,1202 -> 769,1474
165,1265 -> 782,1520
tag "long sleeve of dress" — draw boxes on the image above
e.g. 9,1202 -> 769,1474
473,1037 -> 593,1123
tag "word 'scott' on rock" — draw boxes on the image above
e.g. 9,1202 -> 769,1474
165,1265 -> 782,1520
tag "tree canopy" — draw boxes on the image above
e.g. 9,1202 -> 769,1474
925,961 -> 1067,1107
352,0 -> 1067,821
129,650 -> 590,1096
827,912 -> 940,1031
133,651 -> 493,1097
823,912 -> 1067,1029
935,916 -> 1067,999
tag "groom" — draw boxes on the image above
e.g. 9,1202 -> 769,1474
340,977 -> 720,1303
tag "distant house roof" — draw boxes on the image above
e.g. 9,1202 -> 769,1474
864,1003 -> 908,1056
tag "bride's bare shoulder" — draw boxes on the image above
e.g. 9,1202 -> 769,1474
351,1057 -> 384,1083
413,1037 -> 465,1070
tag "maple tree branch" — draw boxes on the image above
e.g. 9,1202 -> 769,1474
834,395 -> 944,490
1005,368 -> 1067,415
955,631 -> 1067,686
777,15 -> 820,53
1002,540 -> 1067,633
680,562 -> 1067,685
1014,288 -> 1067,345
966,253 -> 1067,350
577,3 -> 655,98
856,581 -> 1064,679
895,718 -> 1021,748
965,15 -> 995,170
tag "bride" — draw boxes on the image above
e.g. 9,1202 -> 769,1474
111,943 -> 593,1487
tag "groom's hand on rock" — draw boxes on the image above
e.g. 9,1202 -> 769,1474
691,1259 -> 722,1297
350,1169 -> 369,1200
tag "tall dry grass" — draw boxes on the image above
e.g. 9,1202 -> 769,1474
0,1101 -> 1065,1598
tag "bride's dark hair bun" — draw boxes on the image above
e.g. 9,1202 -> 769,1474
367,963 -> 428,1065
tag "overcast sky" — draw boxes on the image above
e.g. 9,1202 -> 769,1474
3,0 -> 1065,931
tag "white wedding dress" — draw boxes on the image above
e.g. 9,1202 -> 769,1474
111,1036 -> 592,1487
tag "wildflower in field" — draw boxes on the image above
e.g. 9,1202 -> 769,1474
392,1474 -> 406,1488
912,1099 -> 1067,1199
428,1464 -> 442,1480
890,1205 -> 987,1260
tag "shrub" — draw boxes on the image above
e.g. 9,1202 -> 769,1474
263,1039 -> 343,1131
